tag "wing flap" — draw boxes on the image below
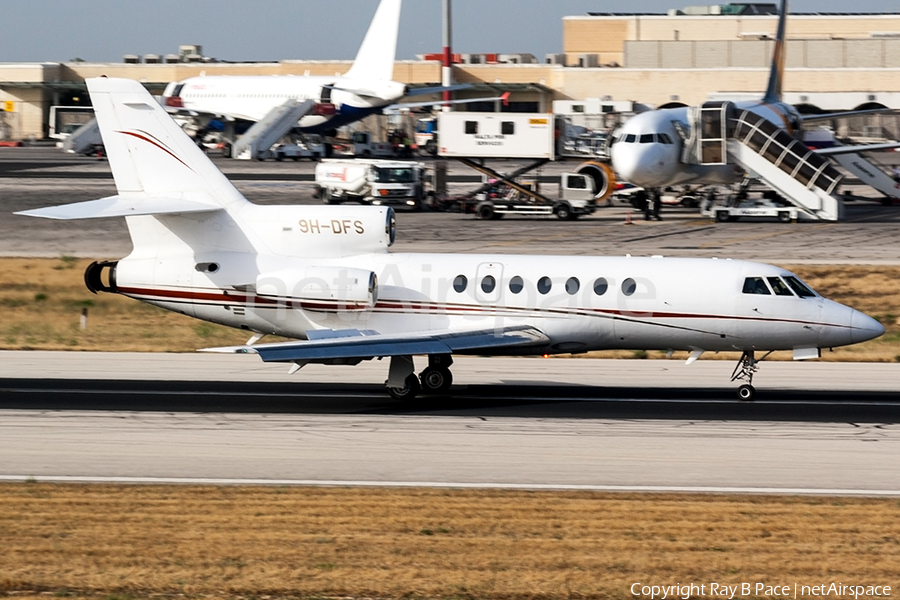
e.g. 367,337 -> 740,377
202,326 -> 549,363
14,194 -> 221,220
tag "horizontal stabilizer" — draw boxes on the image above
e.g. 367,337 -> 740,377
202,325 -> 549,363
15,195 -> 220,220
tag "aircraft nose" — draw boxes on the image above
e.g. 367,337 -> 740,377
851,309 -> 885,344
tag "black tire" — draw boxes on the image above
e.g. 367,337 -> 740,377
778,211 -> 792,223
715,210 -> 730,222
420,367 -> 453,394
387,374 -> 421,401
425,140 -> 437,156
275,153 -> 284,161
221,144 -> 232,158
737,384 -> 756,402
477,203 -> 495,220
555,202 -> 572,220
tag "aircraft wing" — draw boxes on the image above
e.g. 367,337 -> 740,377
813,142 -> 900,156
202,325 -> 549,363
801,108 -> 898,123
385,92 -> 511,112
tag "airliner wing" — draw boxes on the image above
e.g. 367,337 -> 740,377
386,91 -> 511,112
813,142 -> 900,156
202,325 -> 549,363
801,108 -> 899,123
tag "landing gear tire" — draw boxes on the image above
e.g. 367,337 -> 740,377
387,374 -> 420,401
737,384 -> 756,401
420,367 -> 452,394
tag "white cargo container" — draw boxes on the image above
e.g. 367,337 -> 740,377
437,112 -> 555,159
314,158 -> 426,210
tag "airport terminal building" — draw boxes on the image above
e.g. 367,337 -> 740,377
1,4 -> 899,140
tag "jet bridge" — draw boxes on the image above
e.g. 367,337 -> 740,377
232,99 -> 315,160
683,101 -> 844,221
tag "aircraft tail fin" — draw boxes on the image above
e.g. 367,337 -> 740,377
85,77 -> 248,212
762,0 -> 788,104
344,0 -> 401,81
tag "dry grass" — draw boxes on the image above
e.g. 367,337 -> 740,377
0,258 -> 898,361
0,484 -> 898,600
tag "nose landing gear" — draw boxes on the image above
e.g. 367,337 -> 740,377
730,350 -> 773,401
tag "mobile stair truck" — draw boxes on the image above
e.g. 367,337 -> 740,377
314,158 -> 426,210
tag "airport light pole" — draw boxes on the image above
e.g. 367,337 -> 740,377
442,0 -> 452,111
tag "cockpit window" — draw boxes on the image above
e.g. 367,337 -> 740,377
783,275 -> 817,298
639,133 -> 654,143
767,277 -> 794,296
658,133 -> 673,144
742,277 -> 771,295
624,134 -> 636,143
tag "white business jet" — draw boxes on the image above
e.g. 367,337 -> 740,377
162,0 -> 476,139
609,0 -> 897,214
18,78 -> 884,401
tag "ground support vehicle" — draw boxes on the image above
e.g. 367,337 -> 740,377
314,158 -> 426,210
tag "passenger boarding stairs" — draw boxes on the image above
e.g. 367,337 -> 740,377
233,99 -> 315,160
62,118 -> 102,155
683,101 -> 844,221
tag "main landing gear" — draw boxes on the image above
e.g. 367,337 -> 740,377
730,350 -> 773,401
386,355 -> 454,400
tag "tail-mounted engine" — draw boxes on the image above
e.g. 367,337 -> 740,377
84,260 -> 118,294
256,266 -> 378,312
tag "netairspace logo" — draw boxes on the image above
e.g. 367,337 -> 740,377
631,583 -> 892,599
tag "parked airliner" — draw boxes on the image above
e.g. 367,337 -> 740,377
609,0 -> 896,207
162,0 -> 476,140
18,78 -> 884,401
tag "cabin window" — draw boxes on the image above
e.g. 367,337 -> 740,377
465,121 -> 478,135
593,277 -> 608,296
509,276 -> 524,294
742,277 -> 771,295
501,121 -> 515,135
481,275 -> 496,293
622,278 -> 637,296
639,133 -> 654,143
783,276 -> 816,298
565,277 -> 580,295
453,275 -> 468,293
537,276 -> 552,295
767,277 -> 794,296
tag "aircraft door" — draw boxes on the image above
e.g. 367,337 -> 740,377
475,262 -> 504,305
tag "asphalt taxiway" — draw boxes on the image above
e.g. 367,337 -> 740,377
1,353 -> 898,493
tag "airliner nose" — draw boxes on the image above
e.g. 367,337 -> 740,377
851,310 -> 886,344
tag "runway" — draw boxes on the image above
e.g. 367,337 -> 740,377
2,352 -> 899,494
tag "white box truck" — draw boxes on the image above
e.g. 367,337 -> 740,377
314,159 -> 426,210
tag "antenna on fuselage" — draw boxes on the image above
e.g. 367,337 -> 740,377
761,0 -> 788,104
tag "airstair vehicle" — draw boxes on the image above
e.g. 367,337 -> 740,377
683,101 -> 844,221
62,118 -> 103,155
232,99 -> 315,160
